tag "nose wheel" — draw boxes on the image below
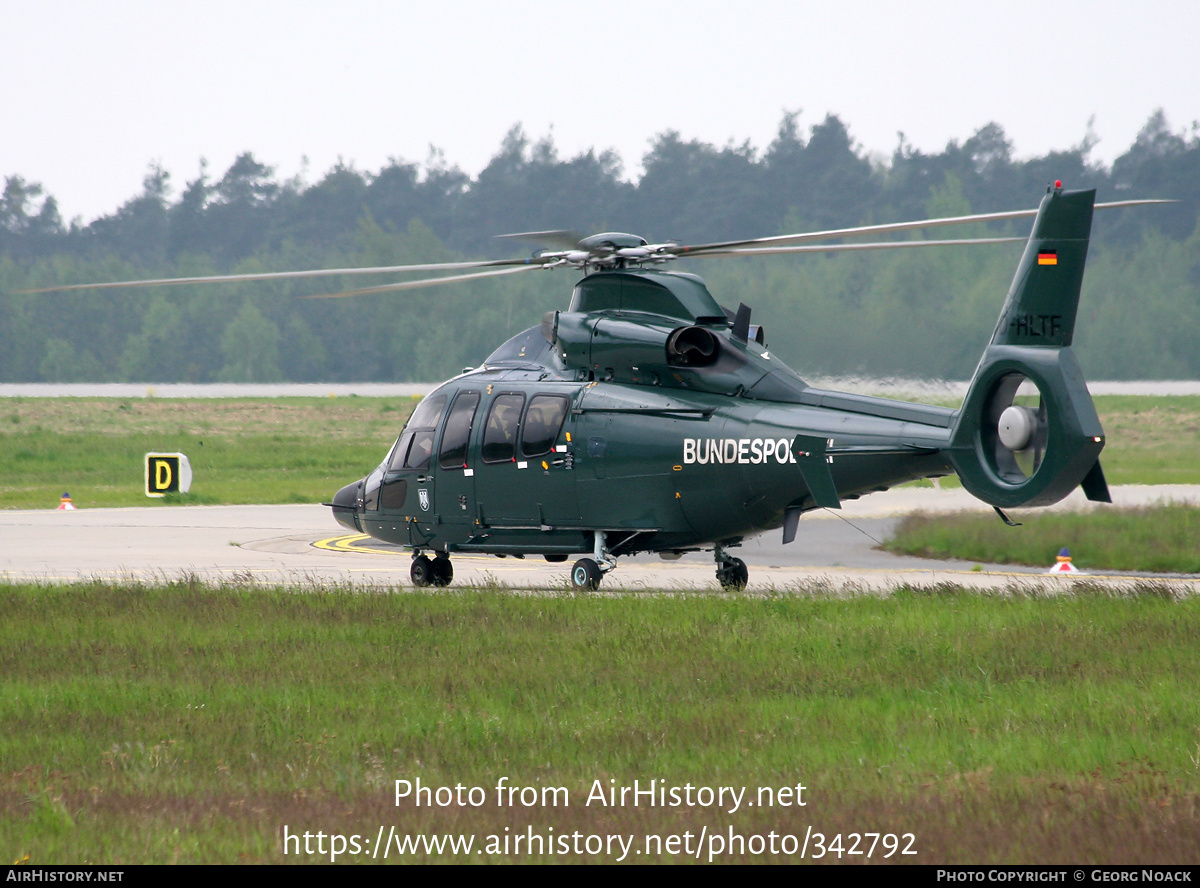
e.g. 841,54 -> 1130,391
411,553 -> 454,587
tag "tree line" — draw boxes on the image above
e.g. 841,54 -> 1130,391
2,110 -> 1198,383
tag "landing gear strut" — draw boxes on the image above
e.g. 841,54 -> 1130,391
714,545 -> 749,590
571,531 -> 616,590
411,552 -> 453,587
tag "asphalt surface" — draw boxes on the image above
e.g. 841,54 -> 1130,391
3,485 -> 1197,592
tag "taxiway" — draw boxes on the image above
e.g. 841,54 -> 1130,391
3,485 -> 1197,592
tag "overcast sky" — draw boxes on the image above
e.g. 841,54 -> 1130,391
7,0 -> 1199,224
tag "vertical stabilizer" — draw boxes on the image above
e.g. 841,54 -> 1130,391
991,186 -> 1094,348
949,186 -> 1106,509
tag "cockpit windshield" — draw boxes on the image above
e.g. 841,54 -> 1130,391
407,393 -> 448,432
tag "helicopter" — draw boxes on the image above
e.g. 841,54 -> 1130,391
319,182 -> 1162,590
20,183 -> 1164,590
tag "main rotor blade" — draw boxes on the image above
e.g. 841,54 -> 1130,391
14,256 -> 550,295
306,263 -> 544,299
669,198 -> 1173,256
13,198 -> 1169,296
495,229 -> 584,250
684,236 -> 1025,259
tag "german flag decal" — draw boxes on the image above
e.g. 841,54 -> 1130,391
1037,250 -> 1058,266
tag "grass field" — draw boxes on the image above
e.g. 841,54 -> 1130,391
886,504 -> 1200,573
0,396 -> 419,509
3,580 -> 1199,864
1089,395 -> 1200,485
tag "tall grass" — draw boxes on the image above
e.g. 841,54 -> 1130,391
3,580 -> 1199,863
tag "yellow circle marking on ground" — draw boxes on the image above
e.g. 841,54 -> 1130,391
312,534 -> 515,566
313,533 -> 401,555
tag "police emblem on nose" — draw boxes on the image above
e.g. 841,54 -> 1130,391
419,489 -> 430,511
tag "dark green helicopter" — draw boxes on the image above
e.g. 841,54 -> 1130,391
22,184 -> 1163,590
320,184 -> 1156,590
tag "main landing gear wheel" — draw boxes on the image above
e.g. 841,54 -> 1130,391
412,554 -> 453,587
571,558 -> 603,591
716,557 -> 749,591
410,554 -> 434,587
431,555 -> 453,587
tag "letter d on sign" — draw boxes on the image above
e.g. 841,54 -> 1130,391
145,452 -> 193,497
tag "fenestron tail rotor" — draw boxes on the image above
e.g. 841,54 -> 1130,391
995,376 -> 1048,480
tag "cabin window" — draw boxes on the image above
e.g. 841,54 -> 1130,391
521,394 -> 570,458
438,391 -> 480,469
482,394 -> 525,463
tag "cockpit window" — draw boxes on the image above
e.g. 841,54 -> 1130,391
482,394 -> 525,463
388,429 -> 435,471
438,391 -> 481,469
521,395 -> 570,457
387,393 -> 446,472
387,432 -> 413,472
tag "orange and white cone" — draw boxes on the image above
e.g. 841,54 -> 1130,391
56,492 -> 76,511
1047,547 -> 1078,574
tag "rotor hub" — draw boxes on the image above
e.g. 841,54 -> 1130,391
997,404 -> 1037,451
